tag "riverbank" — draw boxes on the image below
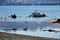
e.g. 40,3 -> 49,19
0,32 -> 59,40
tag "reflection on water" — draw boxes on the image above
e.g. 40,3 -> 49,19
0,21 -> 57,31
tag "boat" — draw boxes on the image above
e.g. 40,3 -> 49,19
29,10 -> 46,17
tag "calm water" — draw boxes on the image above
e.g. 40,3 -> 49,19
0,6 -> 60,21
0,6 -> 60,39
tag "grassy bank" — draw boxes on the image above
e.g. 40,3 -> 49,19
0,32 -> 59,40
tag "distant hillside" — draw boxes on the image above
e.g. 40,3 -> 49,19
0,0 -> 60,6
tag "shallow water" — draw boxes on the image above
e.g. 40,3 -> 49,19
0,28 -> 60,39
0,21 -> 60,39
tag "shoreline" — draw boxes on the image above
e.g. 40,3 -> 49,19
0,32 -> 60,40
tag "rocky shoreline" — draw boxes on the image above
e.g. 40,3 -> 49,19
0,32 -> 60,40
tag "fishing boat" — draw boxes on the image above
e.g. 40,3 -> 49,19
29,10 -> 46,17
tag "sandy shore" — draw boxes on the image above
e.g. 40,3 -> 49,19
0,32 -> 60,40
44,19 -> 60,28
44,19 -> 57,23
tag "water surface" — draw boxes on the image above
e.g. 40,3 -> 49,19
0,6 -> 60,21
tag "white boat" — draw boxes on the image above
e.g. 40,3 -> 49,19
29,10 -> 46,17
